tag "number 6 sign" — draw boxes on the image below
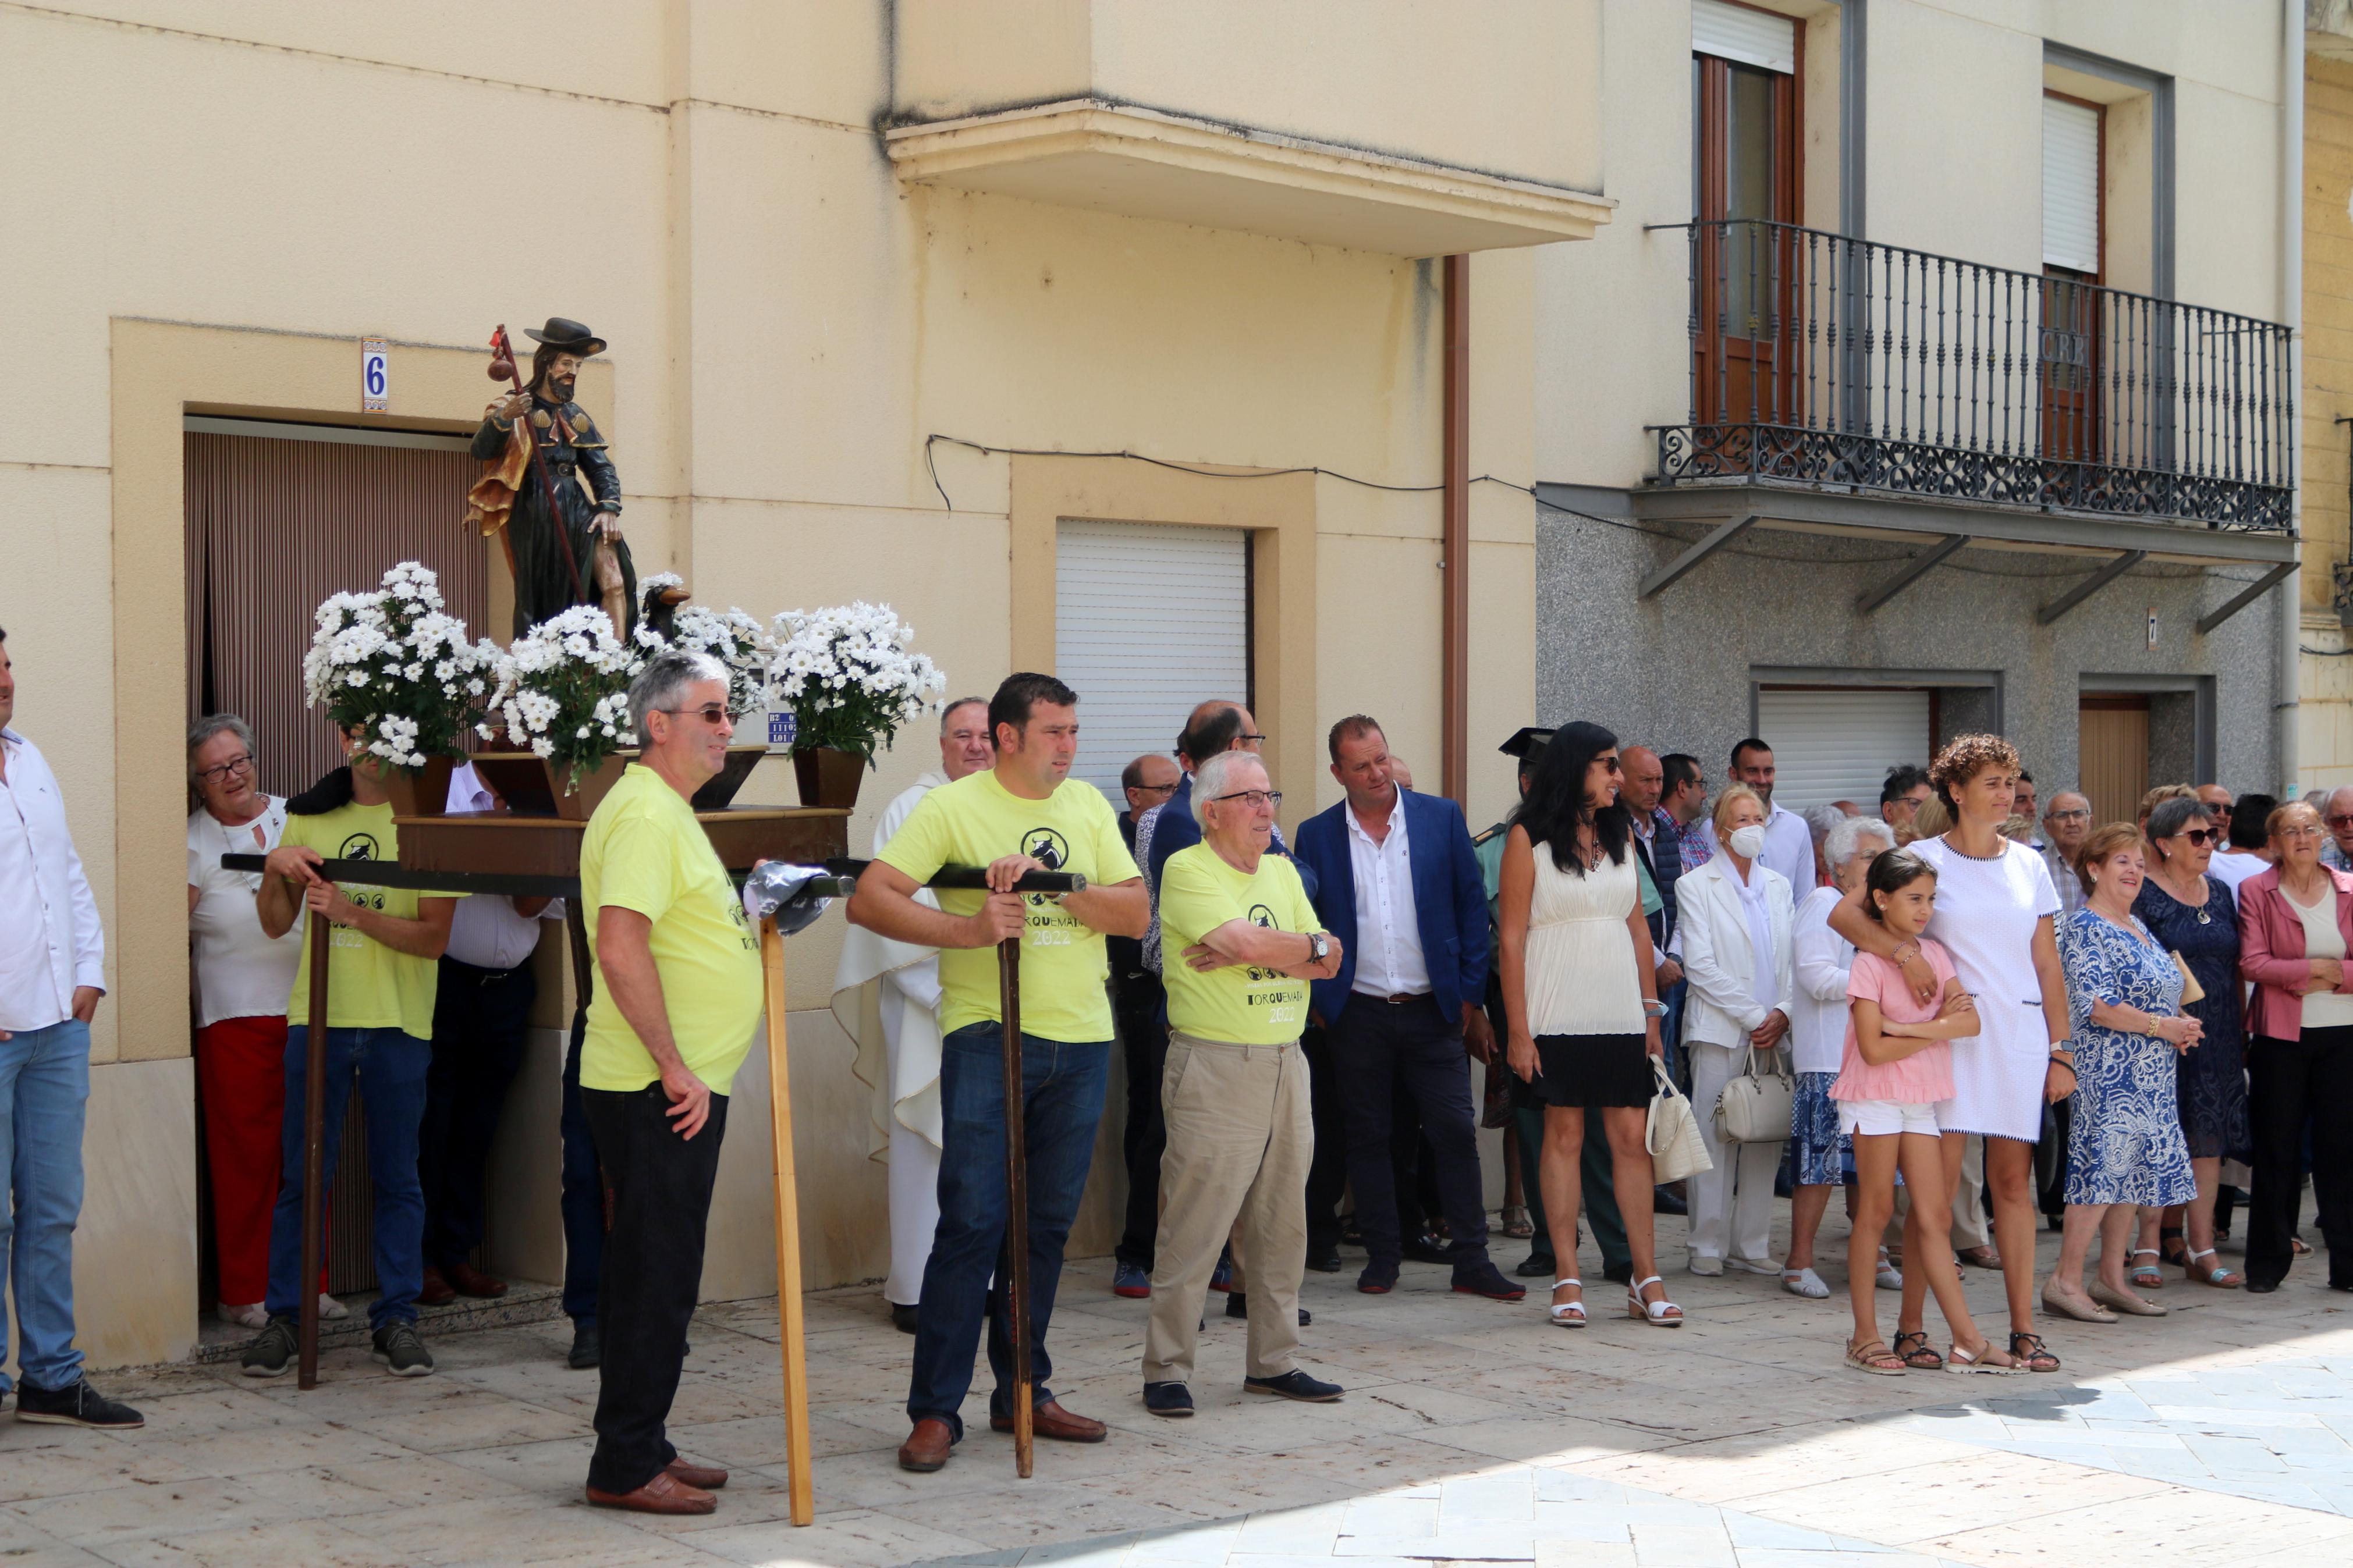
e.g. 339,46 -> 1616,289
361,338 -> 389,412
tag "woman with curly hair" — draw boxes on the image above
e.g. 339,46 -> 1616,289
1829,734 -> 2073,1374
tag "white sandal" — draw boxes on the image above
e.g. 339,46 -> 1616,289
1781,1267 -> 1830,1299
1626,1275 -> 1684,1327
1548,1279 -> 1587,1328
1875,1247 -> 1904,1292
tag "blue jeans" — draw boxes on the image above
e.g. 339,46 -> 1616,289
0,1018 -> 90,1393
907,1023 -> 1109,1439
265,1026 -> 430,1329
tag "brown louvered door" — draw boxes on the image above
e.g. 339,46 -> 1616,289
184,425 -> 488,1298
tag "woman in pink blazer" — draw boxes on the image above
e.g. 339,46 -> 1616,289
2235,799 -> 2353,1294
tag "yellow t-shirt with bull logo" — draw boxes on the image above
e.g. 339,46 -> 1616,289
877,767 -> 1140,1044
281,799 -> 466,1040
1156,842 -> 1322,1044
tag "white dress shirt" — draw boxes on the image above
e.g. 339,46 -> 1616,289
1347,791 -> 1430,997
1788,884 -> 1855,1075
0,729 -> 105,1033
441,763 -> 562,969
1695,801 -> 1816,893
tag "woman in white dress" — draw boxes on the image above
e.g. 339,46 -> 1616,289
1676,784 -> 1795,1279
1829,734 -> 2072,1373
1499,722 -> 1678,1329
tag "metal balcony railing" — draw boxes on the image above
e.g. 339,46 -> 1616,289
1654,220 -> 2295,532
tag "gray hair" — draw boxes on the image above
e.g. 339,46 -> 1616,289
1824,813 -> 1894,872
939,696 -> 988,735
627,649 -> 729,739
1802,804 -> 1846,848
187,713 -> 256,777
2146,795 -> 2210,856
1193,749 -> 1268,828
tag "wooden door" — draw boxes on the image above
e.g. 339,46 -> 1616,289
1693,52 -> 1800,433
2039,267 -> 2102,463
2078,695 -> 2149,828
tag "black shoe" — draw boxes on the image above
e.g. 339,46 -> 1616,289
1305,1249 -> 1344,1274
1245,1370 -> 1343,1403
1400,1233 -> 1452,1265
1225,1292 -> 1311,1326
1142,1381 -> 1195,1417
240,1317 -> 299,1379
1450,1261 -> 1527,1301
1602,1260 -> 1634,1286
1652,1185 -> 1688,1217
2246,1278 -> 2281,1294
1358,1260 -> 1399,1294
371,1321 -> 436,1377
568,1320 -> 602,1370
13,1377 -> 143,1430
891,1303 -> 920,1334
1514,1252 -> 1557,1279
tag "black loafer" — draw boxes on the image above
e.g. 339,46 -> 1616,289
891,1303 -> 920,1334
1305,1250 -> 1344,1274
1142,1381 -> 1194,1417
2246,1279 -> 2280,1294
13,1377 -> 143,1430
1245,1370 -> 1343,1403
568,1320 -> 602,1370
1514,1253 -> 1557,1279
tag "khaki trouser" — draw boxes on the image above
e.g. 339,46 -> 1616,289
1142,1031 -> 1312,1385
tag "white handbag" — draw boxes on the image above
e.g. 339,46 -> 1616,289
1713,1039 -> 1795,1146
1645,1057 -> 1714,1184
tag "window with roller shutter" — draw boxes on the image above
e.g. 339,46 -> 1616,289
1755,688 -> 1933,815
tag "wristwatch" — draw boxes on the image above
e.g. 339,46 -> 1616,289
1308,932 -> 1330,964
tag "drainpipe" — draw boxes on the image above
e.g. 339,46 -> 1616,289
1442,253 -> 1470,806
2280,0 -> 2304,797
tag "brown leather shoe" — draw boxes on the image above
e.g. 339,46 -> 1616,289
584,1469 -> 715,1515
899,1416 -> 954,1472
666,1457 -> 729,1490
989,1398 -> 1107,1443
443,1261 -> 508,1299
416,1267 -> 457,1307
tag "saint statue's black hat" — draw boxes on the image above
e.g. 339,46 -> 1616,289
1498,726 -> 1556,760
523,317 -> 606,356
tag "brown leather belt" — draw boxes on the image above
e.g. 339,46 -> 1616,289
1379,991 -> 1431,1005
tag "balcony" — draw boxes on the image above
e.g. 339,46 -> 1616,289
1652,221 -> 2295,536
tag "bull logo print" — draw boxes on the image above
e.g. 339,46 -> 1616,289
1023,829 -> 1069,870
338,833 -> 379,861
1248,904 -> 1278,930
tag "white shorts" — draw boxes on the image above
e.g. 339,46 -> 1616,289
1838,1099 -> 1943,1138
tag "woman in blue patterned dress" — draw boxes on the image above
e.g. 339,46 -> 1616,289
2131,797 -> 2250,1289
2045,824 -> 2201,1323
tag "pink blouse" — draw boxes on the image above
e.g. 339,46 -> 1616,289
1831,941 -> 1962,1105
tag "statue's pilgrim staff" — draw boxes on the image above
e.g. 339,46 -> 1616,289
485,323 -> 588,606
831,858 -> 1087,1479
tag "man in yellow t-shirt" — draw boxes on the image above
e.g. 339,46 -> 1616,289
241,735 -> 460,1382
1139,751 -> 1345,1416
848,673 -> 1147,1474
575,650 -> 760,1519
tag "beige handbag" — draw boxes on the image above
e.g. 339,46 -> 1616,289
1645,1057 -> 1714,1183
2172,951 -> 2205,1006
1713,1039 -> 1795,1146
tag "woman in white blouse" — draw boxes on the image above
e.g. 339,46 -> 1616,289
1786,814 -> 1897,1298
1674,784 -> 1796,1277
186,716 -> 329,1328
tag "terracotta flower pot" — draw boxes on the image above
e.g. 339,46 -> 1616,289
381,755 -> 457,819
792,746 -> 867,810
545,752 -> 631,822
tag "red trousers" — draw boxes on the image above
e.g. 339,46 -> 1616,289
196,1016 -> 322,1304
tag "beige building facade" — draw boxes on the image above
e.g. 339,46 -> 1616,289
2304,3 -> 2353,790
4,2 -> 1607,1372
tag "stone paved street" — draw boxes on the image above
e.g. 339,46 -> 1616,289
6,1224 -> 2351,1567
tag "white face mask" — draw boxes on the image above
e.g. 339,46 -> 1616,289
1728,823 -> 1768,859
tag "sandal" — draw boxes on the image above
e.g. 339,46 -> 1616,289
2008,1331 -> 2061,1373
1948,1339 -> 2027,1376
2182,1247 -> 2244,1288
2127,1249 -> 2166,1290
2159,1225 -> 2188,1270
1891,1329 -> 1944,1370
1500,1204 -> 1535,1240
1782,1267 -> 1830,1299
1845,1336 -> 1908,1376
2294,1236 -> 2313,1257
1875,1247 -> 1904,1292
1626,1275 -> 1684,1327
1549,1278 -> 1587,1328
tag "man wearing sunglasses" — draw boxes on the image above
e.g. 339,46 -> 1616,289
2320,785 -> 2353,873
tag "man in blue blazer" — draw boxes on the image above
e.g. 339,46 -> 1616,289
1292,715 -> 1522,1300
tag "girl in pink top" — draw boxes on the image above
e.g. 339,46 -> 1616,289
1834,849 -> 2022,1376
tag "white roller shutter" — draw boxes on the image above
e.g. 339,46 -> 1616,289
1055,519 -> 1250,805
1692,0 -> 1795,73
2043,95 -> 2100,273
1755,688 -> 1932,814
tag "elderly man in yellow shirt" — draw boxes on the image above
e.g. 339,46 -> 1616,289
1142,749 -> 1346,1417
574,649 -> 762,1518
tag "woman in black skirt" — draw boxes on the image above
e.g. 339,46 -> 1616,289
1499,723 -> 1677,1329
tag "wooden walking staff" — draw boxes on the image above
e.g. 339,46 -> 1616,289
759,915 -> 817,1527
296,912 -> 331,1389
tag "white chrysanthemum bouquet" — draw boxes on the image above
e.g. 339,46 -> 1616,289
301,562 -> 499,770
768,600 -> 944,765
484,605 -> 644,792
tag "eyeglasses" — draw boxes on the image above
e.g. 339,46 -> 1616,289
2329,815 -> 2353,830
1131,782 -> 1179,799
195,754 -> 254,786
659,705 -> 732,727
1237,733 -> 1267,744
1212,789 -> 1283,810
2049,809 -> 2091,822
2282,825 -> 2325,840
